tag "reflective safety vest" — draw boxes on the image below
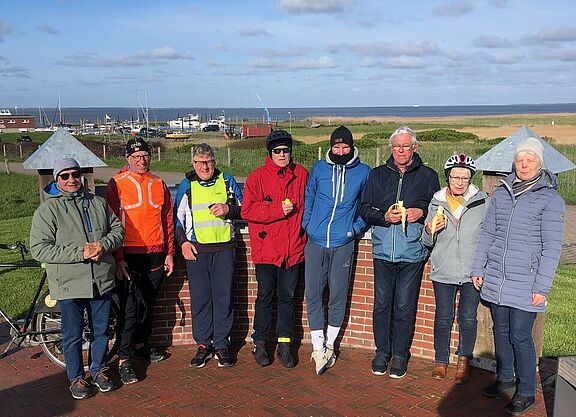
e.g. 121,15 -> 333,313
190,173 -> 232,244
113,170 -> 165,248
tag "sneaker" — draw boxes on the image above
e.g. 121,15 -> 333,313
371,353 -> 389,375
310,348 -> 330,375
252,341 -> 271,367
215,348 -> 235,368
91,368 -> 116,392
190,345 -> 213,368
276,342 -> 296,368
504,395 -> 536,416
135,344 -> 166,363
483,380 -> 517,398
325,346 -> 337,369
389,358 -> 407,379
69,377 -> 91,400
119,360 -> 139,385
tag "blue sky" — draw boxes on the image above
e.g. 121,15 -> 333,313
1,0 -> 575,108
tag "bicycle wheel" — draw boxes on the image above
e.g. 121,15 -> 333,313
36,300 -> 121,370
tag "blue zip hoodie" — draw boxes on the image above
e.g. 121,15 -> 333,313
302,148 -> 370,248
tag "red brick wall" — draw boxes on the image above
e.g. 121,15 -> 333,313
151,230 -> 459,362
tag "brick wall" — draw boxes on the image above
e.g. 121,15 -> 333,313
151,229 -> 460,363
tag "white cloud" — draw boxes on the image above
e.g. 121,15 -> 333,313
353,41 -> 439,57
57,47 -> 193,67
523,26 -> 576,44
536,47 -> 576,62
486,0 -> 508,8
0,65 -> 31,78
433,1 -> 474,17
473,35 -> 513,48
482,51 -> 524,65
254,47 -> 307,58
279,0 -> 350,14
238,28 -> 270,37
386,56 -> 428,69
0,21 -> 14,42
292,56 -> 336,69
38,25 -> 60,35
250,55 -> 336,70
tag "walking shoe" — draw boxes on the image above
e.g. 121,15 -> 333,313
432,363 -> 448,379
252,341 -> 271,367
325,346 -> 337,369
276,342 -> 296,368
389,358 -> 407,379
190,345 -> 213,368
454,356 -> 470,384
504,395 -> 536,416
483,380 -> 517,398
135,344 -> 167,363
119,360 -> 139,385
69,377 -> 91,400
310,348 -> 330,375
91,368 -> 116,392
215,348 -> 235,368
371,353 -> 389,375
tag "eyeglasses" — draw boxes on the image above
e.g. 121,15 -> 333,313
272,148 -> 291,155
193,159 -> 215,167
59,171 -> 82,180
391,144 -> 414,151
449,175 -> 471,183
130,154 -> 151,162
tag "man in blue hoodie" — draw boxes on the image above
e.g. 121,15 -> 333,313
302,126 -> 370,375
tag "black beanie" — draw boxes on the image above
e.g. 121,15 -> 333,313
330,126 -> 354,148
125,136 -> 151,157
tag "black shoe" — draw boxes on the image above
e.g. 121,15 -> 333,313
69,377 -> 91,400
91,368 -> 116,392
190,345 -> 213,368
371,353 -> 389,375
215,348 -> 235,368
483,380 -> 517,398
135,344 -> 167,363
276,342 -> 296,368
504,395 -> 536,416
252,341 -> 271,367
389,358 -> 407,379
119,360 -> 139,385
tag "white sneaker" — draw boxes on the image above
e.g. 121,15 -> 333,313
311,348 -> 330,375
325,347 -> 337,368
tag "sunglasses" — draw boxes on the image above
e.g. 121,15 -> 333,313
59,171 -> 82,180
272,148 -> 291,155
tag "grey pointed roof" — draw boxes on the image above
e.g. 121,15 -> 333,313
23,128 -> 107,170
474,126 -> 576,174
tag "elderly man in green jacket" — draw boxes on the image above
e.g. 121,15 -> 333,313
30,157 -> 124,400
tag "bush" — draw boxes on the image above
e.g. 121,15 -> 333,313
416,129 -> 479,142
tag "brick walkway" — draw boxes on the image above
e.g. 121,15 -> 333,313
1,324 -> 555,417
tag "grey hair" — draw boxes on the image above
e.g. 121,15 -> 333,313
193,143 -> 215,160
389,126 -> 417,146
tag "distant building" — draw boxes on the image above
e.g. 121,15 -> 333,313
0,109 -> 36,132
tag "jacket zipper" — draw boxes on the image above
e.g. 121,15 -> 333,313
326,165 -> 341,248
499,185 -> 517,305
72,198 -> 97,290
391,173 -> 404,262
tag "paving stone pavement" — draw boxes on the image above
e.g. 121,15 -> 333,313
1,324 -> 554,417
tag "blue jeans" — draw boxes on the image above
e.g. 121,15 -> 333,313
252,263 -> 300,342
490,304 -> 537,397
373,259 -> 425,362
59,293 -> 112,381
432,281 -> 480,364
186,249 -> 235,350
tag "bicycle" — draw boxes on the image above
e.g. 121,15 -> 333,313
0,241 -> 121,370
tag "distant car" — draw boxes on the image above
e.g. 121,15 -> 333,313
18,135 -> 32,143
202,124 -> 219,132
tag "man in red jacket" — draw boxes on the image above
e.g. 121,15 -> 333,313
241,130 -> 308,368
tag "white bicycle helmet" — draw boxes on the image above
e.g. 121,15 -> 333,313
443,153 -> 476,179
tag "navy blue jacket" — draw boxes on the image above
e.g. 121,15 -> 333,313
360,153 -> 440,262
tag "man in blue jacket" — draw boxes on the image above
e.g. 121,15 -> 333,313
360,126 -> 440,378
302,126 -> 370,375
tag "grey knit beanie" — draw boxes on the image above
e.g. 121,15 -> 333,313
515,137 -> 544,168
53,157 -> 81,179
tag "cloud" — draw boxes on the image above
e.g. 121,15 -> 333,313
57,47 -> 193,67
238,28 -> 270,37
482,51 -> 524,64
523,26 -> 576,44
536,47 -> 576,62
387,56 -> 428,69
0,21 -> 14,42
38,25 -> 60,35
291,56 -> 336,69
0,65 -> 31,78
433,1 -> 474,17
351,40 -> 439,57
254,47 -> 307,58
473,35 -> 513,48
486,0 -> 508,8
279,0 -> 350,14
250,55 -> 336,70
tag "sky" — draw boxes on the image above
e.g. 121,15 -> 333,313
1,0 -> 575,108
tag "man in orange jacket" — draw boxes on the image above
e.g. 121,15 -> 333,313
106,137 -> 175,385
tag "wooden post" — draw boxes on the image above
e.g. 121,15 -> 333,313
2,144 -> 5,157
376,148 -> 381,167
4,159 -> 10,174
318,147 -> 322,160
227,148 -> 231,166
19,145 -> 23,159
103,144 -> 106,160
191,147 -> 193,164
157,146 -> 161,162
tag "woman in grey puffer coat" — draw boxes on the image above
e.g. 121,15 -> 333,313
422,154 -> 488,384
471,137 -> 565,416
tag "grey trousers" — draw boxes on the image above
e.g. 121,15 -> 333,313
304,239 -> 355,331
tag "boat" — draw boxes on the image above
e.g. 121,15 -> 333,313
165,132 -> 192,140
168,114 -> 200,131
